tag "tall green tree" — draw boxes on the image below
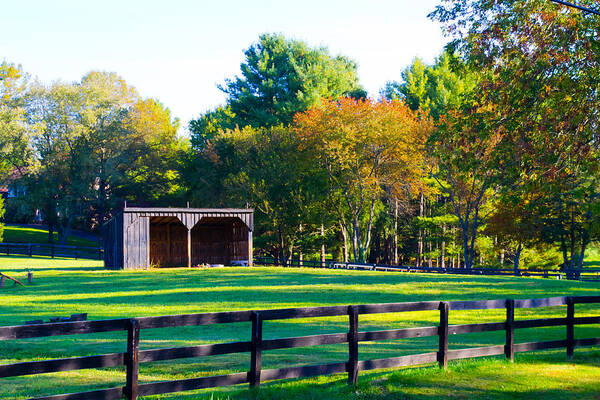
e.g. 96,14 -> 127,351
384,52 -> 474,120
23,71 -> 184,240
0,62 -> 35,178
189,33 -> 366,146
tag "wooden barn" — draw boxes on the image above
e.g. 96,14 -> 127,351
102,206 -> 253,269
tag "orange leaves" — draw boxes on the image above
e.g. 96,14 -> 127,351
293,97 -> 433,198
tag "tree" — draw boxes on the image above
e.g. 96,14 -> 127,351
428,98 -> 504,269
215,33 -> 365,129
485,192 -> 543,272
23,71 -> 184,240
430,0 -> 600,269
188,124 -> 327,264
383,52 -> 475,121
0,62 -> 35,178
118,99 -> 186,204
295,97 -> 431,262
189,106 -> 236,150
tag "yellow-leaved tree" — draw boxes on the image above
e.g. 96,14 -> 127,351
294,97 -> 432,262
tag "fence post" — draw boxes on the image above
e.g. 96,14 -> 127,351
125,318 -> 140,400
99,248 -> 103,260
438,302 -> 449,369
505,299 -> 514,362
74,247 -> 78,260
347,305 -> 359,385
249,311 -> 263,387
51,245 -> 54,259
566,296 -> 575,359
6,244 -> 9,257
28,244 -> 32,257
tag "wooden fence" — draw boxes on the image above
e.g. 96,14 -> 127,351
0,295 -> 599,400
0,243 -> 103,260
255,256 -> 600,281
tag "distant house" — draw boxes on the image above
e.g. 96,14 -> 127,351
102,206 -> 254,269
0,169 -> 25,200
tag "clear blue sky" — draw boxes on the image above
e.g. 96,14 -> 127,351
1,1 -> 448,133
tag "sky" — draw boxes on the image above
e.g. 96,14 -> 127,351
0,1 -> 448,134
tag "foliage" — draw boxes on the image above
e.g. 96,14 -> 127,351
295,98 -> 432,262
0,62 -> 36,178
429,0 -> 600,269
10,71 -> 184,242
189,32 -> 366,142
427,93 -> 503,269
0,196 -> 4,242
196,124 -> 328,262
189,105 -> 236,150
383,51 -> 475,120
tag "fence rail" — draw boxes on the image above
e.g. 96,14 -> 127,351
255,256 -> 600,281
0,243 -> 103,260
0,295 -> 599,400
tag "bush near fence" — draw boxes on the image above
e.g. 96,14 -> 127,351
0,295 -> 599,400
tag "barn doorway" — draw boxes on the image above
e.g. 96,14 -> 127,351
149,216 -> 188,267
191,217 -> 249,265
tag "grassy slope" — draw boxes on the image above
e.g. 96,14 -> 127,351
1,225 -> 98,246
0,256 -> 598,399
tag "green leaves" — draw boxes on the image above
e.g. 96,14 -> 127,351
217,33 -> 365,129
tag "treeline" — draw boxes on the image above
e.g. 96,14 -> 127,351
1,1 -> 600,271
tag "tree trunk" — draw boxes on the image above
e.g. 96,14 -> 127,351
559,234 -> 568,271
577,230 -> 589,271
417,192 -> 424,267
569,207 -> 576,269
514,242 -> 522,276
278,229 -> 285,266
351,217 -> 360,262
298,224 -> 303,267
462,227 -> 471,269
48,223 -> 54,244
393,198 -> 398,265
320,224 -> 326,267
341,223 -> 348,263
441,224 -> 446,268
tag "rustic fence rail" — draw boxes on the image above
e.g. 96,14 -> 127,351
255,256 -> 600,281
0,243 -> 103,260
0,295 -> 599,400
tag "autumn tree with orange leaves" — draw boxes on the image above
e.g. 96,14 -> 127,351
294,98 -> 432,262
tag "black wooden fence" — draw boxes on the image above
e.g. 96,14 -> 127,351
0,243 -> 103,260
0,295 -> 599,400
255,256 -> 600,281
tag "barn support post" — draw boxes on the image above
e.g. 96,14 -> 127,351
187,228 -> 192,268
248,230 -> 253,266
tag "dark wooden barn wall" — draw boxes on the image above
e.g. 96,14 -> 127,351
103,212 -> 124,269
123,213 -> 149,270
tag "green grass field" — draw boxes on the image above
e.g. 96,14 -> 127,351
0,256 -> 598,399
2,225 -> 98,246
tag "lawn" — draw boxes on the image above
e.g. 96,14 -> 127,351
1,225 -> 99,247
0,256 -> 598,399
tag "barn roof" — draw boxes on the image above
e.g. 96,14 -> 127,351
117,206 -> 254,231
